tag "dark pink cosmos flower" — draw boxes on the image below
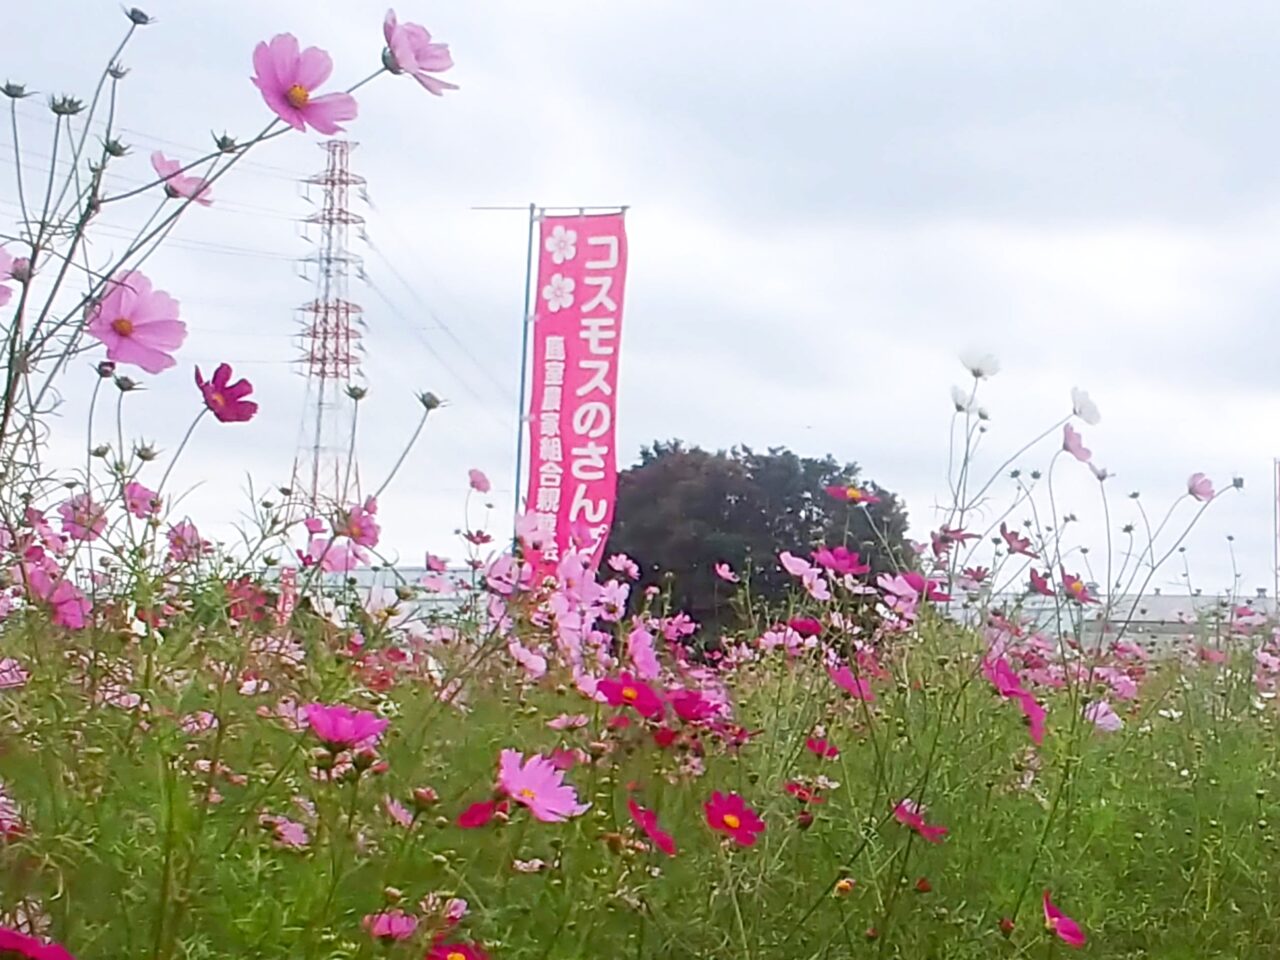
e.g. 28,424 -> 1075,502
1015,690 -> 1047,745
828,664 -> 876,702
813,545 -> 870,576
784,781 -> 826,804
24,565 -> 91,630
1063,424 -> 1091,462
961,566 -> 989,584
824,483 -> 881,505
196,363 -> 258,422
1061,570 -> 1098,604
57,494 -> 105,541
627,798 -> 676,856
86,270 -> 186,374
806,736 -> 839,759
427,943 -> 488,960
1000,522 -> 1037,557
457,799 -> 506,829
788,616 -> 823,638
705,791 -> 765,846
1043,891 -> 1086,948
598,672 -> 664,720
901,571 -> 951,602
335,497 -> 380,547
363,910 -> 418,941
893,800 -> 948,843
0,927 -> 75,960
383,10 -> 459,96
150,151 -> 212,205
123,481 -> 161,519
305,703 -> 388,750
1187,472 -> 1215,502
1029,568 -> 1054,597
252,34 -> 358,134
669,689 -> 716,724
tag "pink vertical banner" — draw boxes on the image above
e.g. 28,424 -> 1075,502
524,211 -> 628,575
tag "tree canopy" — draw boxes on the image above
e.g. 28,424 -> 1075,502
604,441 -> 912,627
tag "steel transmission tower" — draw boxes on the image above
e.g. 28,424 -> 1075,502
291,140 -> 367,514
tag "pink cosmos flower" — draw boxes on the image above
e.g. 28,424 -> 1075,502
0,927 -> 75,960
547,713 -> 589,730
497,749 -> 590,823
1062,424 -> 1091,463
123,481 -> 160,518
251,34 -> 358,134
893,800 -> 948,843
384,795 -> 414,828
628,797 -> 677,856
150,151 -> 212,205
626,626 -> 661,679
456,799 -> 506,829
305,703 -> 389,750
1029,568 -> 1054,597
383,10 -> 459,95
0,659 -> 29,690
806,736 -> 839,759
788,617 -> 823,638
813,545 -> 870,576
1187,472 -> 1215,502
363,910 -> 418,942
468,468 -> 491,493
23,566 -> 91,630
260,814 -> 310,849
608,553 -> 640,579
714,562 -> 740,583
705,791 -> 765,846
1084,700 -> 1123,732
336,497 -> 380,547
824,483 -> 881,505
778,551 -> 813,577
427,944 -> 488,960
0,247 -> 12,307
669,689 -> 717,723
1000,522 -> 1036,558
86,271 -> 185,374
167,521 -> 207,563
598,672 -> 665,720
57,494 -> 105,541
829,664 -> 877,702
802,569 -> 832,602
1061,570 -> 1098,604
195,363 -> 258,422
1043,891 -> 1086,947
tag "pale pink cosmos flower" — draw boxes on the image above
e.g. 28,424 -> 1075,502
363,910 -> 418,942
0,247 -> 11,307
150,151 -> 212,205
0,659 -> 28,690
608,553 -> 640,579
1187,472 -> 1215,502
1083,700 -> 1123,732
383,795 -> 414,828
778,551 -> 813,577
251,34 -> 358,134
802,569 -> 831,602
383,10 -> 459,96
86,271 -> 186,374
1062,424 -> 1091,463
714,562 -> 740,583
627,626 -> 661,680
167,521 -> 207,563
468,468 -> 491,493
547,713 -> 589,730
57,494 -> 105,541
123,481 -> 160,519
497,749 -> 591,823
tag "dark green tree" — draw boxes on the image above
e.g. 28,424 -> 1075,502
604,441 -> 911,627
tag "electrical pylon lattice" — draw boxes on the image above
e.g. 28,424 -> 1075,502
291,140 -> 367,515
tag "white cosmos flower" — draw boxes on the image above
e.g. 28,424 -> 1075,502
545,225 -> 577,265
959,350 -> 1000,379
1071,387 -> 1101,425
950,384 -> 974,412
541,273 -> 575,313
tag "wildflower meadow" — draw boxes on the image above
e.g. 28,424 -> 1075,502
1,7 -> 1278,960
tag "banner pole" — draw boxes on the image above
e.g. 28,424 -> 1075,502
512,203 -> 538,547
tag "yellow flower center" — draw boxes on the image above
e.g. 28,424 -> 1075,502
518,788 -> 536,800
621,686 -> 639,702
111,317 -> 133,336
1069,581 -> 1084,594
286,84 -> 310,109
722,813 -> 741,830
448,953 -> 467,960
209,391 -> 226,408
834,878 -> 855,895
847,485 -> 863,500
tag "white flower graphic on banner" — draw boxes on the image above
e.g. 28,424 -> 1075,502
545,225 -> 578,265
542,273 -> 575,313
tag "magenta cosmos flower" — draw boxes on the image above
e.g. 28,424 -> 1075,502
1061,570 -> 1098,604
1029,568 -> 1054,597
427,944 -> 488,960
497,749 -> 590,823
806,736 -> 839,759
150,152 -> 212,205
123,481 -> 160,518
893,800 -> 948,844
828,664 -> 876,702
705,791 -> 765,846
362,910 -> 418,942
336,496 -> 380,547
1187,472 -> 1215,502
0,928 -> 75,960
598,672 -> 665,720
24,565 -> 92,630
824,483 -> 881,505
252,33 -> 358,134
1043,891 -> 1086,947
627,797 -> 677,856
1000,522 -> 1036,558
57,494 -> 105,541
383,9 -> 459,96
305,703 -> 389,750
86,271 -> 186,374
195,363 -> 258,423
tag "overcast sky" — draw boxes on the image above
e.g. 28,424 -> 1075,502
5,1 -> 1280,597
